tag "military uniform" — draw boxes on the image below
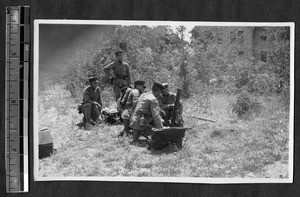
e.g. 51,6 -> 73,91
130,91 -> 163,141
104,60 -> 131,101
119,80 -> 146,137
82,85 -> 102,125
117,87 -> 131,113
158,85 -> 183,126
122,89 -> 141,120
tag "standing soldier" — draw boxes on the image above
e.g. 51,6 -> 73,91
78,76 -> 102,129
158,83 -> 183,126
103,50 -> 131,101
129,82 -> 165,143
118,80 -> 146,137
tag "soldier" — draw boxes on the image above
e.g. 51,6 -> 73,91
129,82 -> 165,143
117,86 -> 131,114
118,80 -> 146,137
78,77 -> 102,129
158,83 -> 183,126
103,50 -> 131,101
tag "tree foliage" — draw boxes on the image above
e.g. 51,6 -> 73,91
60,25 -> 291,107
62,25 -> 185,99
189,26 -> 290,97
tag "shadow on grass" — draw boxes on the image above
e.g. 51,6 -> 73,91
131,138 -> 182,155
150,144 -> 182,155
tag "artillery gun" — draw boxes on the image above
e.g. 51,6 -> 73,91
145,89 -> 187,150
144,89 -> 216,150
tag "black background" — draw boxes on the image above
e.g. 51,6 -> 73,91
0,0 -> 299,196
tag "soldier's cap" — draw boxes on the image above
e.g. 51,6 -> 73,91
134,80 -> 146,88
88,76 -> 99,83
152,82 -> 165,90
115,50 -> 123,56
162,83 -> 168,89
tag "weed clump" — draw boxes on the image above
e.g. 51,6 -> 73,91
210,129 -> 223,138
229,92 -> 262,119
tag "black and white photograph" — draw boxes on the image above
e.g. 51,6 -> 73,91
34,20 -> 294,183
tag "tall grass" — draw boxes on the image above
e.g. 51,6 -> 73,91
39,84 -> 290,178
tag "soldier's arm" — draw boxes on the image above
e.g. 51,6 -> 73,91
126,63 -> 131,85
171,93 -> 176,103
121,88 -> 131,104
150,99 -> 164,129
96,87 -> 103,108
103,61 -> 115,76
131,93 -> 142,111
131,90 -> 140,107
116,97 -> 122,112
158,96 -> 169,109
83,88 -> 93,104
165,93 -> 177,108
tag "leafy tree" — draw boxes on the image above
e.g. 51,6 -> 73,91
176,26 -> 191,98
189,26 -> 290,97
190,27 -> 229,90
110,25 -> 183,88
61,25 -> 185,99
263,27 -> 290,93
60,25 -> 291,107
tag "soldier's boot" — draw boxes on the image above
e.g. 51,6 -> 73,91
83,104 -> 92,129
118,119 -> 130,137
76,117 -> 86,127
131,129 -> 142,144
85,122 -> 92,130
123,119 -> 130,136
91,119 -> 98,125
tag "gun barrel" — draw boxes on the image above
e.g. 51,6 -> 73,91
187,115 -> 216,123
171,89 -> 182,126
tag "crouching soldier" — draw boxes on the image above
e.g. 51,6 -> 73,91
158,83 -> 183,126
118,80 -> 146,137
129,82 -> 165,143
78,76 -> 102,129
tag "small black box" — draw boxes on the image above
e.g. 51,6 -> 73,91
148,127 -> 186,150
39,128 -> 53,159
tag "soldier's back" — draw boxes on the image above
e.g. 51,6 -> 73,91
140,92 -> 156,103
125,88 -> 140,107
134,92 -> 156,115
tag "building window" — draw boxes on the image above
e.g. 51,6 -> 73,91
261,51 -> 267,62
238,31 -> 244,43
230,32 -> 236,43
238,51 -> 244,56
260,34 -> 267,41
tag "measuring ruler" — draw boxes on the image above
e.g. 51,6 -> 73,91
5,6 -> 30,193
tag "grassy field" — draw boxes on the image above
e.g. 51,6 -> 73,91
38,84 -> 290,179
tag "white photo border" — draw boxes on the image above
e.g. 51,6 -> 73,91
34,20 -> 294,183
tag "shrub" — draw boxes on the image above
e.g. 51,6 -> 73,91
229,92 -> 262,119
235,71 -> 250,89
